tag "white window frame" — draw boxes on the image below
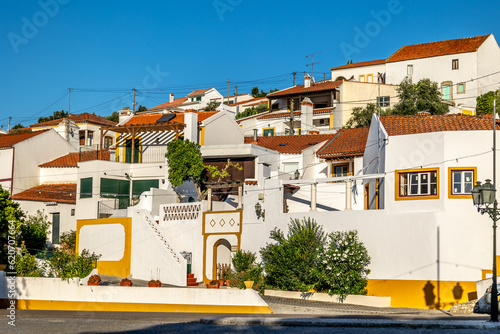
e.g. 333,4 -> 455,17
399,171 -> 438,197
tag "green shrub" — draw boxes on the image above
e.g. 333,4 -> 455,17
60,230 -> 76,253
49,248 -> 100,279
19,210 -> 50,255
260,217 -> 326,292
232,250 -> 256,273
15,243 -> 45,277
317,230 -> 371,301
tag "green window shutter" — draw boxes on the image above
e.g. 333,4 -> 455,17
52,213 -> 60,244
80,178 -> 93,198
100,178 -> 130,198
132,179 -> 159,197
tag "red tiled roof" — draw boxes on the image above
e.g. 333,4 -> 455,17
39,151 -> 110,168
380,114 -> 500,136
211,94 -> 250,100
266,81 -> 343,98
186,88 -> 211,97
31,113 -> 117,128
316,128 -> 369,161
245,180 -> 258,185
386,34 -> 490,63
330,59 -> 386,71
150,97 -> 189,110
12,184 -> 77,204
246,133 -> 336,154
124,111 -> 219,126
0,130 -> 48,148
257,108 -> 333,120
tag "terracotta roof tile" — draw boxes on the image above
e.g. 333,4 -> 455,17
230,97 -> 268,106
316,128 -> 369,160
31,113 -> 117,128
186,88 -> 211,97
150,97 -> 189,110
246,133 -> 336,154
39,151 -> 110,167
386,34 -> 490,63
266,81 -> 343,98
380,114 -> 500,136
124,111 -> 219,126
0,130 -> 48,148
12,184 -> 77,204
257,108 -> 333,120
330,59 -> 386,71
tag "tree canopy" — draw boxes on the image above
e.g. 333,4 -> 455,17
251,86 -> 278,98
476,89 -> 500,115
38,110 -> 69,123
235,103 -> 268,120
392,78 -> 449,115
0,185 -> 25,263
344,103 -> 378,128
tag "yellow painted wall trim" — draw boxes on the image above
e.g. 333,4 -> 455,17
76,218 -> 132,277
9,299 -> 273,314
395,167 -> 440,201
448,167 -> 477,199
200,126 -> 205,146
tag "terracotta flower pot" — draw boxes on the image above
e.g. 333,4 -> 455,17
148,280 -> 162,287
120,278 -> 133,287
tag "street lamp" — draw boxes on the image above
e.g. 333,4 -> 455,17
472,179 -> 499,322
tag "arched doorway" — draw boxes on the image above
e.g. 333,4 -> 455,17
213,239 -> 231,280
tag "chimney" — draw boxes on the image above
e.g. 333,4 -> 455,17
304,74 -> 311,88
184,111 -> 199,144
169,93 -> 174,103
253,129 -> 258,142
301,97 -> 314,134
118,107 -> 132,124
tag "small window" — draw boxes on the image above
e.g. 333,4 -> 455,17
367,74 -> 373,83
457,83 -> 465,94
396,169 -> 439,200
71,209 -> 75,216
407,64 -> 413,76
196,96 -> 201,101
359,75 -> 365,82
452,59 -> 459,70
333,164 -> 349,177
449,168 -> 476,198
377,96 -> 390,107
80,177 -> 92,199
104,136 -> 113,149
263,128 -> 275,136
282,162 -> 299,174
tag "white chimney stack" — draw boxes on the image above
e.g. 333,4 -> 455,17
118,107 -> 132,124
169,93 -> 174,103
304,74 -> 311,88
184,111 -> 199,144
301,97 -> 314,134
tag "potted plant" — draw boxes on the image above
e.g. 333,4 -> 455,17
120,278 -> 133,287
87,274 -> 101,286
206,280 -> 220,289
148,279 -> 162,287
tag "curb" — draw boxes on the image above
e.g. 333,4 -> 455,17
200,317 -> 500,329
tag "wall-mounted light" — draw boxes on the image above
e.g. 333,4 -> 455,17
255,202 -> 265,220
294,169 -> 300,180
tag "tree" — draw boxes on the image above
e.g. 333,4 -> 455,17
19,210 -> 50,254
260,218 -> 326,292
235,103 -> 268,120
105,111 -> 119,122
393,78 -> 449,115
38,110 -> 69,123
251,87 -> 278,98
10,123 -> 31,134
166,139 -> 207,200
136,105 -> 148,112
251,86 -> 260,97
345,103 -> 378,128
0,185 -> 25,263
476,90 -> 500,115
204,101 -> 218,111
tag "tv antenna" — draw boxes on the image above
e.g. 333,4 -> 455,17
306,51 -> 322,82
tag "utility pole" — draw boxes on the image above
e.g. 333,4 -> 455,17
227,79 -> 230,105
290,100 -> 294,135
133,88 -> 136,112
306,51 -> 322,83
7,116 -> 11,133
235,85 -> 238,104
292,71 -> 297,86
68,88 -> 71,114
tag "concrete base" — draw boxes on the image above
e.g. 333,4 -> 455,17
264,290 -> 390,308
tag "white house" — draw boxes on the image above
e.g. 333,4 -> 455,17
148,88 -> 224,112
331,34 -> 500,114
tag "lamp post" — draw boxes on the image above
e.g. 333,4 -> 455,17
472,179 -> 499,322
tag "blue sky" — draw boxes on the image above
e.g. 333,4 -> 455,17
1,0 -> 500,129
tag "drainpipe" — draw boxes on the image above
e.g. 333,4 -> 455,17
253,129 -> 258,142
207,188 -> 212,211
310,182 -> 317,211
237,185 -> 242,210
345,179 -> 352,210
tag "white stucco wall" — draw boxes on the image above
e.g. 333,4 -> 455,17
331,63 -> 386,82
0,147 -> 14,192
202,111 -> 244,146
39,167 -> 78,184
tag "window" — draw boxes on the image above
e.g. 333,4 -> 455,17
457,83 -> 465,94
80,177 -> 92,198
88,131 -> 94,146
367,74 -> 373,83
449,167 -> 476,198
332,164 -> 349,177
196,96 -> 201,101
407,64 -> 413,76
396,168 -> 439,200
359,75 -> 365,82
100,178 -> 131,209
377,96 -> 390,107
282,162 -> 299,174
52,213 -> 60,244
104,136 -> 113,149
71,209 -> 75,216
442,84 -> 451,101
132,179 -> 159,198
452,59 -> 459,70
263,128 -> 275,136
